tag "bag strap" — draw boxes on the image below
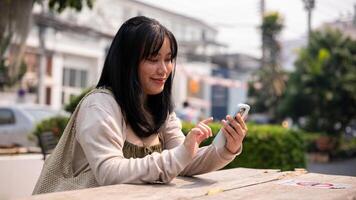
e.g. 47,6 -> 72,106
52,88 -> 113,176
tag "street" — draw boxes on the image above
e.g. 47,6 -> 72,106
307,158 -> 356,176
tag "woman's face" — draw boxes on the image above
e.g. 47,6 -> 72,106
138,36 -> 174,95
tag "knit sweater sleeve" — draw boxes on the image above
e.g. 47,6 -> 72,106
75,93 -> 193,185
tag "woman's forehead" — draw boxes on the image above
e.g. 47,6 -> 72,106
147,37 -> 172,57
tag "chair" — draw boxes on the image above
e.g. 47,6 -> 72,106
37,131 -> 58,160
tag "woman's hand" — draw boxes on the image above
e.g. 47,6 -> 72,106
221,114 -> 248,154
184,117 -> 213,156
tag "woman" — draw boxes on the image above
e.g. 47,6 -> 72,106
33,16 -> 247,194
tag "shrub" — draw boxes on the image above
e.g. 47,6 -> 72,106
32,87 -> 90,144
299,131 -> 324,152
331,136 -> 356,159
182,122 -> 306,171
64,87 -> 92,113
32,116 -> 69,141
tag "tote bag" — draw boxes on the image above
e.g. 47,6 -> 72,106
32,88 -> 112,194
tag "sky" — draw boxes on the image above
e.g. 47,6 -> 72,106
138,0 -> 356,57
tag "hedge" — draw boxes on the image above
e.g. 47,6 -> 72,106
182,121 -> 306,171
64,87 -> 92,113
32,116 -> 69,141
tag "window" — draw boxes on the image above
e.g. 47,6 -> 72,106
62,68 -> 88,88
80,70 -> 88,88
0,109 -> 15,125
69,69 -> 76,87
46,55 -> 52,76
202,30 -> 206,41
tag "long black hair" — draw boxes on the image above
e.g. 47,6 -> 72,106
97,16 -> 178,138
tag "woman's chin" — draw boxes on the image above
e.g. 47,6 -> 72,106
146,87 -> 164,95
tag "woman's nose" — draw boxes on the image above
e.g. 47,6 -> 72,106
157,61 -> 168,74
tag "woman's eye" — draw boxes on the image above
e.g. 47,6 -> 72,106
147,58 -> 158,62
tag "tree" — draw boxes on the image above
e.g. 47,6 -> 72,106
248,12 -> 286,121
0,0 -> 93,89
0,0 -> 33,89
278,28 -> 356,136
47,0 -> 94,13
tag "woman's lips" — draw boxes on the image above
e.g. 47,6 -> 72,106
151,78 -> 166,85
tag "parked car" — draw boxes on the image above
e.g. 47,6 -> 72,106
0,104 -> 70,147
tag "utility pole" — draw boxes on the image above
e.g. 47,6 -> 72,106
260,0 -> 266,68
37,1 -> 46,105
353,4 -> 356,26
303,0 -> 315,43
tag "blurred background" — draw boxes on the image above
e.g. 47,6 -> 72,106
0,0 -> 355,199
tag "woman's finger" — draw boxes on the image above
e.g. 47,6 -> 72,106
200,117 -> 213,125
221,126 -> 233,142
227,115 -> 244,137
222,120 -> 239,141
197,123 -> 209,136
200,122 -> 213,137
236,114 -> 247,131
190,128 -> 206,143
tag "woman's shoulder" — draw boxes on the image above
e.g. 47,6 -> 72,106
163,111 -> 182,129
80,89 -> 120,113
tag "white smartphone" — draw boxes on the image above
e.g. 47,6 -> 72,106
212,103 -> 250,148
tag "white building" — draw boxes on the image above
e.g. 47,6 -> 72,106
21,0 -> 225,114
19,0 -> 262,120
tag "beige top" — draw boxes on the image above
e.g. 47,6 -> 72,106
72,92 -> 241,186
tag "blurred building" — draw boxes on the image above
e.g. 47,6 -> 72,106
19,0 -> 257,119
23,12 -> 111,108
323,15 -> 356,39
280,7 -> 356,72
210,54 -> 259,119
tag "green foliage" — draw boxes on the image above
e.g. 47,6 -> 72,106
248,12 -> 286,119
46,0 -> 94,13
335,137 -> 356,158
0,57 -> 8,89
64,87 -> 92,113
0,32 -> 27,87
278,28 -> 356,136
261,12 -> 284,39
32,116 -> 69,140
182,122 -> 306,171
299,131 -> 324,152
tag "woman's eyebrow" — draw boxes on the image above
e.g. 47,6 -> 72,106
154,52 -> 171,57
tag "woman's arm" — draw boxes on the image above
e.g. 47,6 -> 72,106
162,113 -> 242,176
75,94 -> 193,185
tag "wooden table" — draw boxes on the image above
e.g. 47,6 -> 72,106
20,168 -> 356,200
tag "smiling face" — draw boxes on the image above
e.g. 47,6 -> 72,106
138,36 -> 174,95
